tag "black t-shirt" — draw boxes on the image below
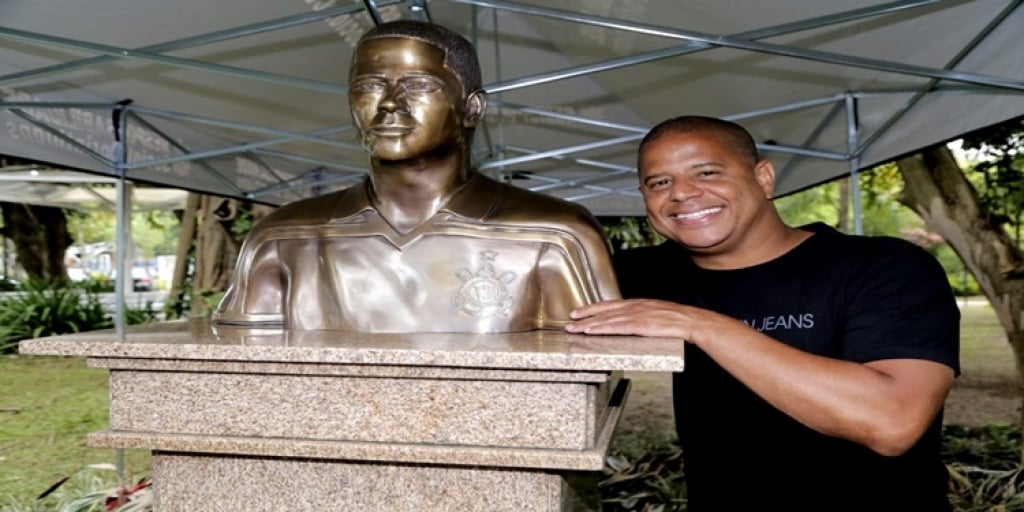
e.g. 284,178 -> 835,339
615,223 -> 960,512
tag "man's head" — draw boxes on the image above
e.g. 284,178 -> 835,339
637,116 -> 783,268
638,116 -> 760,168
349,21 -> 486,161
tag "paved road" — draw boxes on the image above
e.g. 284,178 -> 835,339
99,291 -> 169,312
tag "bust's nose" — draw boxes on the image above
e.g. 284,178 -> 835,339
377,83 -> 405,113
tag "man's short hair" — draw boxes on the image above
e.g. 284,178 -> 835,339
355,20 -> 483,96
639,116 -> 760,167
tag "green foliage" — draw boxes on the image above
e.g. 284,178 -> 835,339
0,279 -> 111,353
133,210 -> 180,258
66,207 -> 181,259
0,280 -> 158,354
162,280 -> 223,320
858,164 -> 926,237
230,205 -> 255,238
943,424 -> 1022,471
1,464 -> 151,512
776,180 -> 842,228
70,275 -> 115,293
776,167 -> 923,237
960,116 -> 1024,242
943,424 -> 1024,511
602,430 -> 686,511
931,244 -> 983,296
602,217 -> 665,251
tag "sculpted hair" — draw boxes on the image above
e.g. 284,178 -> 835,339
639,116 -> 760,167
355,20 -> 483,96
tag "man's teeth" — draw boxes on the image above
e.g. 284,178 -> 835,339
672,207 -> 721,220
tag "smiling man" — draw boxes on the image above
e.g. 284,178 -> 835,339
566,116 -> 960,510
213,21 -> 619,332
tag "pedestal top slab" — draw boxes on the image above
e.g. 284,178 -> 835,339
20,320 -> 684,372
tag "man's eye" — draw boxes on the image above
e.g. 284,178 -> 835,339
697,169 -> 720,178
645,179 -> 670,191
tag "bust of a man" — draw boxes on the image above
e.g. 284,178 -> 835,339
213,20 -> 619,333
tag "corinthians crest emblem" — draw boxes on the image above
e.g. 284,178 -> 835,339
454,250 -> 516,318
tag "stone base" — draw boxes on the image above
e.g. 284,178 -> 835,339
20,323 -> 684,511
153,453 -> 572,512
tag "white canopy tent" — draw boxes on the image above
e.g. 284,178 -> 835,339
0,167 -> 188,211
0,0 -> 1021,216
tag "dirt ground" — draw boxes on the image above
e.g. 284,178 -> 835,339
617,302 -> 1020,436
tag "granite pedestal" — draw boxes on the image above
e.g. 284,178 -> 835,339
20,320 -> 685,511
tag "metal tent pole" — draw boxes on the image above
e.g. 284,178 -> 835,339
845,93 -> 863,235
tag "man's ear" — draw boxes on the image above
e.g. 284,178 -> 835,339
463,90 -> 487,128
753,159 -> 776,199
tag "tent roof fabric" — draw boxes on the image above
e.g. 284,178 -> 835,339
0,0 -> 1021,215
0,168 -> 188,211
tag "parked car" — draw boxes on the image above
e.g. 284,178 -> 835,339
109,267 -> 154,292
0,275 -> 19,291
67,267 -> 88,282
131,267 -> 154,291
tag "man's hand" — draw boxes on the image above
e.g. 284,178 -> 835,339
566,298 -> 740,342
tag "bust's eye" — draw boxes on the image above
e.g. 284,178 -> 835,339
352,79 -> 386,92
402,78 -> 441,93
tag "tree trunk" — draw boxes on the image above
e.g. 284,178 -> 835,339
895,145 -> 1024,430
187,195 -> 272,317
0,202 -> 72,283
190,196 -> 237,315
165,193 -> 201,320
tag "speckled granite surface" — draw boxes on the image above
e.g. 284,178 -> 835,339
89,378 -> 628,471
19,321 -> 681,510
153,453 -> 571,511
19,319 -> 686,372
107,369 -> 598,448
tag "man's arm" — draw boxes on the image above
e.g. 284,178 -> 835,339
566,298 -> 954,456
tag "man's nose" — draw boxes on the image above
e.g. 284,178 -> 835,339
669,178 -> 700,201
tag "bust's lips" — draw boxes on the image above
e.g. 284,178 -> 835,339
371,125 -> 414,136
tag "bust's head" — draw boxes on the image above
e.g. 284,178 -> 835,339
349,21 -> 486,161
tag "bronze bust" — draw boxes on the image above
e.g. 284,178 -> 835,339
213,21 -> 620,333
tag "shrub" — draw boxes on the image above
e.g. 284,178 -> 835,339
944,424 -> 1024,510
601,430 -> 687,511
0,280 -> 157,354
0,279 -> 110,353
1,464 -> 151,512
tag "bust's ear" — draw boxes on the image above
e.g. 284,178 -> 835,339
462,90 -> 487,128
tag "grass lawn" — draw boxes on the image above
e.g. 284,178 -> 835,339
958,299 -> 1017,381
0,355 -> 150,507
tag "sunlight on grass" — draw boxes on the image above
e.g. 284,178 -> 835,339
958,302 -> 1017,382
0,355 -> 150,506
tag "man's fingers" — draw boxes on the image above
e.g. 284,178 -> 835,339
574,317 -> 646,336
566,305 -> 645,334
569,299 -> 637,319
